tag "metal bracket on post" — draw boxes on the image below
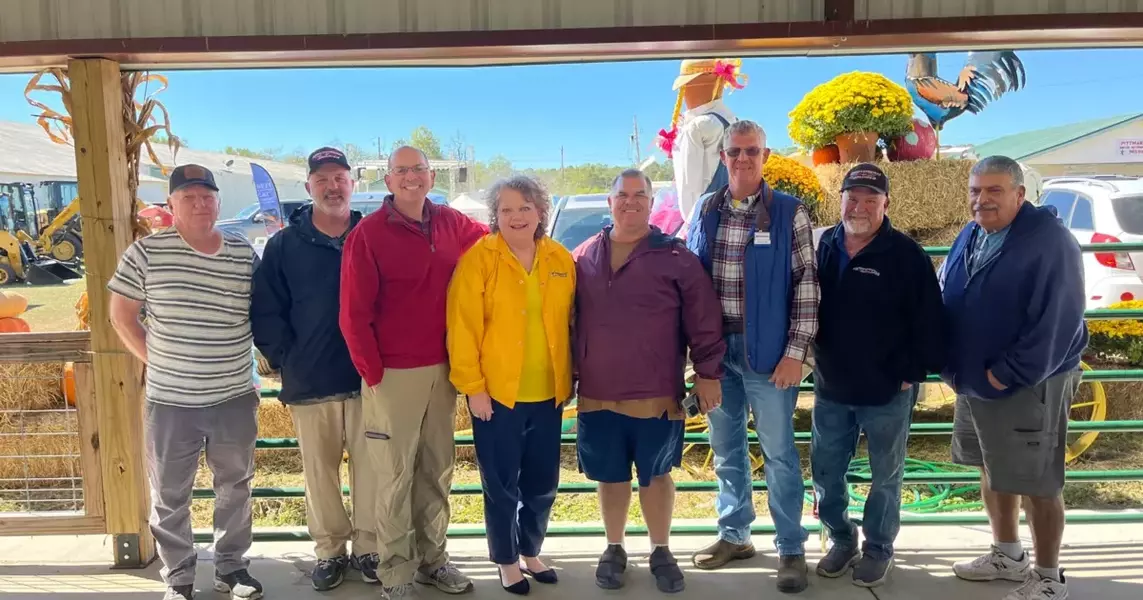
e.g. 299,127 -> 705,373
112,534 -> 153,569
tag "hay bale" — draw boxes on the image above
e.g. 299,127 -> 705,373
454,395 -> 475,462
813,159 -> 974,234
256,399 -> 296,438
0,363 -> 66,417
0,411 -> 80,483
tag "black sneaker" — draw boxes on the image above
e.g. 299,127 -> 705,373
312,555 -> 348,591
213,569 -> 264,600
352,552 -> 381,584
816,545 -> 860,578
164,585 -> 194,600
595,544 -> 628,590
852,555 -> 893,588
649,547 -> 685,594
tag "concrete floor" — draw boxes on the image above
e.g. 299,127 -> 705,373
1,520 -> 1142,599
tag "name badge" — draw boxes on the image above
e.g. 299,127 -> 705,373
754,232 -> 771,246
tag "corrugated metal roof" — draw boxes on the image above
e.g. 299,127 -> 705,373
971,113 -> 1143,161
0,0 -> 819,43
856,0 -> 1136,19
0,119 -> 307,185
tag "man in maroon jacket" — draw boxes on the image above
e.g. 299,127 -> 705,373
339,146 -> 489,600
573,169 -> 726,594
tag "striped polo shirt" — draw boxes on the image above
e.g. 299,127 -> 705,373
108,229 -> 259,408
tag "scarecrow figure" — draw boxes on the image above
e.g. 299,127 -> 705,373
658,58 -> 747,225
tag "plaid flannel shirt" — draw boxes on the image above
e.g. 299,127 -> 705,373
711,191 -> 819,362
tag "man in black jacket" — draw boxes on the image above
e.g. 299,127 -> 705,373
251,147 -> 378,591
809,163 -> 946,588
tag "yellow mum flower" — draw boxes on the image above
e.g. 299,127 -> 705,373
788,71 -> 915,150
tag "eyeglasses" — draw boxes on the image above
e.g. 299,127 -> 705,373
391,165 -> 430,176
724,147 -> 763,158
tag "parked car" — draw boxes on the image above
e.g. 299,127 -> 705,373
1039,175 -> 1143,309
217,198 -> 310,243
548,187 -> 685,251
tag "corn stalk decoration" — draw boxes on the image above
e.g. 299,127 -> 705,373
24,68 -> 181,330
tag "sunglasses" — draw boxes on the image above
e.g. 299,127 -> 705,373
724,147 -> 763,158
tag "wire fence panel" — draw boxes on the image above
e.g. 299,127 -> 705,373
0,363 -> 85,516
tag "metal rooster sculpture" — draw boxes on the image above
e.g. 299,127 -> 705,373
906,51 -> 1026,150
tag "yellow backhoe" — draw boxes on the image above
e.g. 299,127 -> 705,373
0,182 -> 84,286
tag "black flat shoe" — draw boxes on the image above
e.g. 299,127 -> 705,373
522,568 -> 558,584
499,572 -> 530,596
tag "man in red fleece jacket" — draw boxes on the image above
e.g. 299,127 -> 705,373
339,146 -> 489,599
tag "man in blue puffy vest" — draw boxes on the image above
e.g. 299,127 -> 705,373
940,155 -> 1087,600
685,119 -> 820,594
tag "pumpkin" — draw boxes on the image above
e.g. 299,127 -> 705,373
812,144 -> 841,165
0,317 -> 30,333
0,291 -> 28,319
62,362 -> 77,406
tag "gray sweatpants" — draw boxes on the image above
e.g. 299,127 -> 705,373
144,391 -> 259,586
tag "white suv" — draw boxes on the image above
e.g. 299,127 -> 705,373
1038,176 -> 1143,309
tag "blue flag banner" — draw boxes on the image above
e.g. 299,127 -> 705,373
251,163 -> 283,237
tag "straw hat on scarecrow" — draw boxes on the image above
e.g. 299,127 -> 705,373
656,58 -> 748,158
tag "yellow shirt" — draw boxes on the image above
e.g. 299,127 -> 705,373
446,233 -> 576,408
517,262 -> 556,402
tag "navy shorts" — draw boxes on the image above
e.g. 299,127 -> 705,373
576,409 -> 684,487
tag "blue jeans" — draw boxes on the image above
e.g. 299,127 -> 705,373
811,386 -> 917,561
708,333 -> 807,556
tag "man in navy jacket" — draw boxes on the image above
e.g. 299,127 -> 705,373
250,147 -> 377,591
810,163 -> 946,588
940,155 -> 1087,600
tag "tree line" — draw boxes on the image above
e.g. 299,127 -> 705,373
216,125 -> 675,197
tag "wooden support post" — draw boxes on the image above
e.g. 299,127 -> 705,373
68,57 -> 155,568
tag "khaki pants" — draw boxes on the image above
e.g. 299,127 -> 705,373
289,395 -> 377,559
362,364 -> 457,585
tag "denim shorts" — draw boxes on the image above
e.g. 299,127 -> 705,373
576,409 -> 684,487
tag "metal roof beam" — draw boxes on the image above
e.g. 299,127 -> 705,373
1,12 -> 1142,72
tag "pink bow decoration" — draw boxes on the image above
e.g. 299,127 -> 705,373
713,60 -> 746,90
656,127 -> 678,159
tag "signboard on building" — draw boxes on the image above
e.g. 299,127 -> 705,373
1118,138 -> 1143,158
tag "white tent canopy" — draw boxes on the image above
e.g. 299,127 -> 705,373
450,192 -> 490,223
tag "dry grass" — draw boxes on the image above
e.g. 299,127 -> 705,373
813,159 -> 974,234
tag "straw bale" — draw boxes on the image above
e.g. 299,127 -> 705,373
813,159 -> 974,234
0,411 -> 80,482
255,399 -> 301,472
455,395 -> 475,462
0,363 -> 66,429
256,399 -> 296,438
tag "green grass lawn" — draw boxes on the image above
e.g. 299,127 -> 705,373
6,278 -> 88,331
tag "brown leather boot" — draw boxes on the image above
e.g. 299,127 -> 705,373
776,554 -> 809,593
690,539 -> 756,570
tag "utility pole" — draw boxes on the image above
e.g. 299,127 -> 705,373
376,137 -> 383,159
631,116 -> 641,165
560,146 -> 565,193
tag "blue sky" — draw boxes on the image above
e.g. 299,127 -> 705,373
0,48 -> 1139,169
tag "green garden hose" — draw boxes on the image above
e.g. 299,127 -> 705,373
840,457 -> 983,513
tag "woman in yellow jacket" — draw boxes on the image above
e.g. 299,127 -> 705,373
446,175 -> 575,595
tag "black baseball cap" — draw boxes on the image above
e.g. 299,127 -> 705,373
308,147 -> 351,174
840,163 -> 889,196
168,164 -> 219,194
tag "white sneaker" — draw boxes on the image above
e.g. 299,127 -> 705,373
1004,570 -> 1068,600
953,545 -> 1031,582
